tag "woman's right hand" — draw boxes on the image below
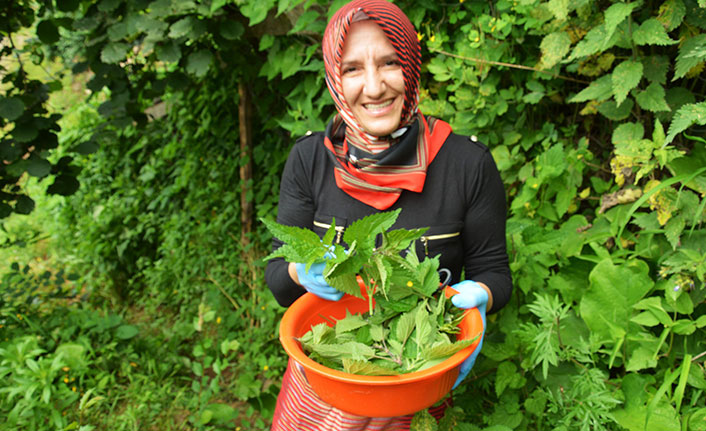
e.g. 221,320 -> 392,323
289,261 -> 344,301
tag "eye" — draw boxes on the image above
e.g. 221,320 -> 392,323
342,66 -> 357,74
385,59 -> 400,67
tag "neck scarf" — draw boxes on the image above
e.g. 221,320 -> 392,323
322,0 -> 452,210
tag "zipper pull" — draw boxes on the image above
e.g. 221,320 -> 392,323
421,236 -> 429,256
335,228 -> 343,244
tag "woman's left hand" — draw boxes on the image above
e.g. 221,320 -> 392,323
449,280 -> 489,389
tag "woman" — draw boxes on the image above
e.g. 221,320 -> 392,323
265,0 -> 512,429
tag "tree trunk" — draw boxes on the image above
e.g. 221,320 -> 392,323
238,82 -> 253,247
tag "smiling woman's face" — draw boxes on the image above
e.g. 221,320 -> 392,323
340,20 -> 405,137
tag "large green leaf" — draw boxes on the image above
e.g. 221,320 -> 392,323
665,102 -> 706,143
546,0 -> 569,21
569,75 -> 613,103
633,18 -> 678,46
540,32 -> 571,69
0,97 -> 25,121
579,259 -> 654,343
569,25 -> 616,60
186,50 -> 214,78
612,60 -> 643,106
635,82 -> 670,112
673,34 -> 706,81
642,55 -> 669,84
26,156 -> 51,177
657,0 -> 686,31
100,42 -> 129,64
36,20 -> 60,44
604,2 -> 638,37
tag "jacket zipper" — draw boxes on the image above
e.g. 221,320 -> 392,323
420,232 -> 461,256
313,221 -> 345,244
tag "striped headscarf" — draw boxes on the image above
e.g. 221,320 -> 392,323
322,0 -> 452,210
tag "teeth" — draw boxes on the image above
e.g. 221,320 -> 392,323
364,100 -> 393,111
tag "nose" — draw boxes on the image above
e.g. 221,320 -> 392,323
363,68 -> 385,99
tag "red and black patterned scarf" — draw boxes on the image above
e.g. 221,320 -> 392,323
322,0 -> 452,210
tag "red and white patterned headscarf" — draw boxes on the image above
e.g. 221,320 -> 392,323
321,0 -> 452,210
323,0 -> 421,148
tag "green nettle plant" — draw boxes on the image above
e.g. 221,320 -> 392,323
263,209 -> 476,375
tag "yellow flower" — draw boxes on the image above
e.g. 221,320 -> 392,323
216,316 -> 222,324
417,32 -> 424,41
406,281 -> 413,287
261,306 -> 266,310
64,377 -> 69,384
130,362 -> 137,367
62,367 -> 70,372
72,386 -> 77,392
429,34 -> 436,42
460,0 -> 465,3
263,365 -> 269,371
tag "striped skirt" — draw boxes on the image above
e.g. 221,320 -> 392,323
271,359 -> 451,431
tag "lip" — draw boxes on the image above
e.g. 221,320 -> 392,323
361,97 -> 399,117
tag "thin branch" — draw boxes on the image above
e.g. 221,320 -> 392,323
693,350 -> 706,362
430,48 -> 590,85
205,272 -> 240,311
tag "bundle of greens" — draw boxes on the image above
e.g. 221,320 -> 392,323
262,209 -> 477,375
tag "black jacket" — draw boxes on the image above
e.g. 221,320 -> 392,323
265,131 -> 512,313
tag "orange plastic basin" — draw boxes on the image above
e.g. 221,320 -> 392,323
278,286 -> 483,417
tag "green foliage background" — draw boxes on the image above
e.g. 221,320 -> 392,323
1,0 -> 705,429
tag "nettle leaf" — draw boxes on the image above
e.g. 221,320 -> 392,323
598,99 -> 634,121
666,102 -> 706,143
540,31 -> 571,69
612,122 -> 645,145
642,55 -> 669,85
414,303 -> 433,350
569,75 -> 613,103
342,359 -> 398,376
383,228 -> 427,252
604,2 -> 638,37
422,339 -> 474,360
635,82 -> 670,112
343,209 -> 400,250
664,214 -> 685,249
327,273 -> 362,298
395,309 -> 416,344
569,25 -> 613,60
633,18 -> 678,46
657,0 -> 686,31
546,0 -> 569,21
673,35 -> 706,81
261,217 -> 330,265
311,341 -> 375,361
611,60 -> 643,106
335,311 -> 368,336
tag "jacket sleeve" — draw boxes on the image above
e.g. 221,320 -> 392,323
264,143 -> 313,307
462,146 -> 513,313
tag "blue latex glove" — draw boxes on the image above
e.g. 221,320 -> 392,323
450,280 -> 488,389
295,260 -> 344,301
